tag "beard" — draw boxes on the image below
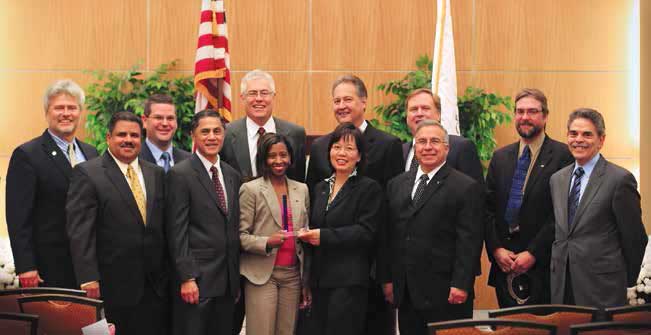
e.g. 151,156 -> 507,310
516,122 -> 542,139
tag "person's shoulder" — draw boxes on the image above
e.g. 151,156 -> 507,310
274,117 -> 305,133
221,159 -> 242,179
368,124 -> 400,142
491,140 -> 519,158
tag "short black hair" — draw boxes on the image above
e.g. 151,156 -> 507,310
191,109 -> 225,132
255,132 -> 295,179
326,122 -> 367,173
108,111 -> 143,134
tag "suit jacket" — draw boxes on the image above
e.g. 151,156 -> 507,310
549,156 -> 648,308
166,154 -> 242,298
220,117 -> 306,182
306,122 -> 404,192
6,130 -> 98,288
402,134 -> 484,184
239,177 -> 310,285
66,153 -> 169,307
380,164 -> 483,311
485,135 -> 573,287
139,142 -> 191,166
307,176 -> 382,288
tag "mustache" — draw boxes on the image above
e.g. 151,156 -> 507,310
119,142 -> 135,148
571,143 -> 590,148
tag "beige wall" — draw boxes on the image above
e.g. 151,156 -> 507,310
0,0 -> 646,308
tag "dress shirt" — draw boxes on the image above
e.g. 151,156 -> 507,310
411,162 -> 445,199
518,132 -> 545,191
246,117 -> 277,176
358,120 -> 368,133
568,153 -> 600,202
107,150 -> 147,200
196,151 -> 228,209
145,138 -> 175,168
48,130 -> 87,164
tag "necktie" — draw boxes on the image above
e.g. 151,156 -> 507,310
258,127 -> 266,136
412,174 -> 429,205
160,152 -> 171,172
67,143 -> 77,167
503,145 -> 531,233
568,167 -> 585,228
409,156 -> 419,172
210,166 -> 228,214
126,165 -> 147,225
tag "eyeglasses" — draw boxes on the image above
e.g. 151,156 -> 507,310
415,137 -> 447,146
515,108 -> 542,116
245,90 -> 274,98
331,144 -> 358,154
149,115 -> 177,123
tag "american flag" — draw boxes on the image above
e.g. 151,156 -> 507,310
194,0 -> 232,122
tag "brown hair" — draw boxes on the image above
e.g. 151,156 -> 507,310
144,94 -> 175,116
405,88 -> 441,113
514,88 -> 549,116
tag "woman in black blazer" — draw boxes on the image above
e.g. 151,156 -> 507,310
298,123 -> 382,335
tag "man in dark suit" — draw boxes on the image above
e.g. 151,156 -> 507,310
6,79 -> 98,289
305,75 -> 403,335
402,88 -> 483,184
485,88 -> 573,307
140,94 -> 191,170
549,108 -> 647,308
220,69 -> 306,182
166,109 -> 241,335
66,112 -> 169,335
381,120 -> 483,335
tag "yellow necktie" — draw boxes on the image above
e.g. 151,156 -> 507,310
67,143 -> 77,167
126,165 -> 147,225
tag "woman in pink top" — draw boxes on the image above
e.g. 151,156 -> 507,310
239,133 -> 310,335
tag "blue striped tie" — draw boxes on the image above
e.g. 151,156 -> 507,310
504,145 -> 531,233
568,167 -> 585,228
161,152 -> 171,173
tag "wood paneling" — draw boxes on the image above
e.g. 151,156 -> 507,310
150,0 -> 200,71
642,0 -> 651,230
475,0 -> 632,71
0,1 -> 147,70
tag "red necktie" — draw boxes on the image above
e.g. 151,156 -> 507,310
210,166 -> 228,214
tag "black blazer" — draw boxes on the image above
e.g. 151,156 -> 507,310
484,135 -> 573,286
380,164 -> 483,311
66,153 -> 169,307
307,176 -> 382,288
6,130 -> 98,288
306,122 -> 404,192
165,154 -> 241,298
220,117 -> 306,182
402,134 -> 484,184
139,142 -> 191,166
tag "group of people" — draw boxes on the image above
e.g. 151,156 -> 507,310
5,69 -> 648,335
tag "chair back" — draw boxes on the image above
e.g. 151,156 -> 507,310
429,318 -> 557,335
488,304 -> 600,335
0,287 -> 86,313
569,321 -> 651,335
0,312 -> 39,335
17,294 -> 103,335
604,304 -> 651,323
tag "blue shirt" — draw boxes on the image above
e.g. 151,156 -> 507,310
145,138 -> 175,169
48,130 -> 86,164
569,153 -> 601,202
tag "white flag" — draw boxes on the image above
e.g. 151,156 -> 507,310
432,0 -> 460,135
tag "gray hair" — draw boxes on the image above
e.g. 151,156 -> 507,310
415,119 -> 449,143
43,79 -> 85,113
331,74 -> 368,99
240,69 -> 276,93
567,108 -> 606,137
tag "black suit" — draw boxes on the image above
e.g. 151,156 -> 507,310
166,154 -> 241,335
6,130 -> 98,288
306,122 -> 404,191
381,164 -> 483,335
139,141 -> 191,167
66,153 -> 169,335
402,134 -> 484,183
484,135 -> 573,307
307,176 -> 382,335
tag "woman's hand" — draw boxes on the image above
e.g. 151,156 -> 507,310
298,228 -> 320,246
266,231 -> 286,248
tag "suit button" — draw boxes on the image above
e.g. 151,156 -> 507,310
406,236 -> 411,241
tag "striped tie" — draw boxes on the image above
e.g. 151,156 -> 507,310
503,145 -> 531,233
67,143 -> 77,167
567,167 -> 585,228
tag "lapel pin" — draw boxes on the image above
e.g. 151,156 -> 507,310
540,164 -> 545,168
51,151 -> 57,156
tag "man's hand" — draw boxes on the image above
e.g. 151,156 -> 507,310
448,287 -> 468,304
493,247 -> 516,273
298,228 -> 320,246
511,251 -> 536,274
301,287 -> 312,307
382,283 -> 394,305
81,281 -> 101,299
181,279 -> 199,304
267,231 -> 287,248
18,270 -> 43,288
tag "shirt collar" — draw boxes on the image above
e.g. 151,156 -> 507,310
358,120 -> 368,133
107,149 -> 140,176
415,162 -> 445,183
246,116 -> 276,139
324,168 -> 358,183
519,132 -> 545,157
574,152 -> 600,177
145,138 -> 173,161
48,129 -> 77,149
196,150 -> 221,172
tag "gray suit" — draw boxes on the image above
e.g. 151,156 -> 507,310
220,117 -> 306,182
549,155 -> 647,307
